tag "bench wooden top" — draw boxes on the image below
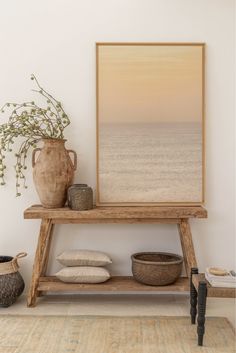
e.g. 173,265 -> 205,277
24,205 -> 207,221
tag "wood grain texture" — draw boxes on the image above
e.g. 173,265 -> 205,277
37,223 -> 54,297
52,218 -> 182,224
178,219 -> 197,277
38,276 -> 189,292
24,205 -> 207,220
41,223 -> 54,276
25,206 -> 207,306
192,274 -> 236,298
27,219 -> 53,307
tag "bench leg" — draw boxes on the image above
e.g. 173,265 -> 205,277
38,223 -> 54,297
190,267 -> 198,324
27,219 -> 53,307
178,219 -> 197,278
197,281 -> 207,346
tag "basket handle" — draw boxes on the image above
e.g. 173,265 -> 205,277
15,252 -> 27,259
11,252 -> 27,272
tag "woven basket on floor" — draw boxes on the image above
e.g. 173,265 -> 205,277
131,252 -> 183,286
0,252 -> 27,307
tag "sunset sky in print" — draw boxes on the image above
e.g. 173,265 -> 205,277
98,44 -> 203,124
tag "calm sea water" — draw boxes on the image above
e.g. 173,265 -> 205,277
99,123 -> 202,203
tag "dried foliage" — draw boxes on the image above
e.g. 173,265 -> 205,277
0,75 -> 70,196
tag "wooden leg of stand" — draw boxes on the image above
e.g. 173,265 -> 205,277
27,219 -> 53,307
38,223 -> 54,297
178,219 -> 197,278
197,281 -> 207,346
190,267 -> 198,324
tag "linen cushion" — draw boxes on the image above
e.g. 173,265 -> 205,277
56,249 -> 112,267
55,266 -> 111,283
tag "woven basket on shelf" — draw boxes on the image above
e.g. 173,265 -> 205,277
131,252 -> 183,286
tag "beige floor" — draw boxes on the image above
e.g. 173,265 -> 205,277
1,293 -> 235,329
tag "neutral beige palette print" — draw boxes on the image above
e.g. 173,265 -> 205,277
97,44 -> 204,204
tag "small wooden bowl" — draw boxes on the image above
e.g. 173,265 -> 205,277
131,252 -> 183,286
209,267 -> 228,276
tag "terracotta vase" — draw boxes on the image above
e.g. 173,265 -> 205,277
32,139 -> 77,208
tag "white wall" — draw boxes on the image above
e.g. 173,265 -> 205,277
0,0 -> 235,288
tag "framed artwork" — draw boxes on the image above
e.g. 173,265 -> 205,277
96,43 -> 205,205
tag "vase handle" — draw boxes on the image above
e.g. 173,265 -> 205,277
67,150 -> 77,171
32,148 -> 42,167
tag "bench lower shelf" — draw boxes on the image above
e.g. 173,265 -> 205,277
38,276 -> 189,292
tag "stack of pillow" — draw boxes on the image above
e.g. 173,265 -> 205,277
55,249 -> 112,284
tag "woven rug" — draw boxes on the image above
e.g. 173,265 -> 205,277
0,316 -> 235,353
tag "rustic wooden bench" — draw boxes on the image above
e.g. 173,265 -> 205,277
190,268 -> 236,346
24,205 -> 207,307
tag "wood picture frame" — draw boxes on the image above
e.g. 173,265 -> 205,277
96,42 -> 205,206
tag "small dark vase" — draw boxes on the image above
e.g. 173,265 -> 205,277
67,184 -> 93,210
0,253 -> 26,307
